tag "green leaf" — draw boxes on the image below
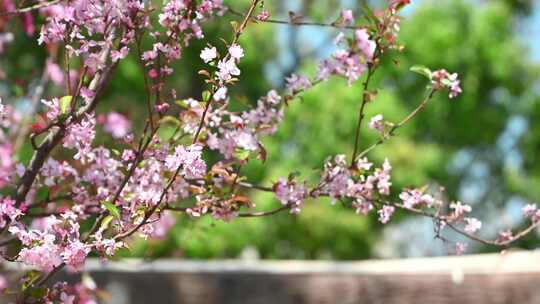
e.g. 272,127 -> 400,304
410,65 -> 432,79
158,115 -> 181,126
27,286 -> 47,298
100,215 -> 115,230
230,21 -> 239,33
35,187 -> 49,202
103,201 -> 121,218
202,90 -> 212,102
234,148 -> 250,161
59,95 -> 73,114
360,3 -> 378,24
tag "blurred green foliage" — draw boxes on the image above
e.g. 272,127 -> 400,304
3,0 -> 540,259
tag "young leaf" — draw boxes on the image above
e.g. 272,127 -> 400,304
100,215 -> 115,230
410,65 -> 432,79
202,90 -> 212,102
59,95 -> 73,114
103,201 -> 121,218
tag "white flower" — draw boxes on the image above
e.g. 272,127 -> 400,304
229,44 -> 244,60
200,46 -> 217,63
214,87 -> 228,101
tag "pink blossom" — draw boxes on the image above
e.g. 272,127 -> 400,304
1,197 -> 24,227
41,98 -> 61,121
18,235 -> 63,271
149,211 -> 176,239
374,159 -> 392,195
256,10 -> 270,21
497,229 -> 513,242
522,204 -> 540,223
0,144 -> 14,187
165,144 -> 207,179
320,155 -> 351,202
80,87 -> 95,102
61,241 -> 90,271
103,112 -> 131,139
122,149 -> 136,162
155,102 -> 171,114
0,274 -> 7,291
355,29 -> 376,60
464,217 -> 482,234
449,201 -> 472,219
368,114 -> 384,132
46,60 -> 64,85
356,157 -> 373,171
111,46 -> 130,62
217,58 -> 240,81
399,189 -> 435,208
341,10 -> 354,26
455,242 -> 467,255
60,292 -> 76,304
63,114 -> 96,162
353,198 -> 373,215
149,69 -> 159,78
431,69 -> 462,99
377,205 -> 395,224
285,74 -> 312,93
274,178 -> 308,214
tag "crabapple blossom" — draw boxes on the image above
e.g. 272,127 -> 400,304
229,44 -> 245,60
341,10 -> 354,26
102,112 -> 131,139
285,74 -> 312,93
378,205 -> 395,224
449,201 -> 472,219
274,178 -> 308,214
455,242 -> 468,255
464,218 -> 482,234
522,204 -> 540,223
214,87 -> 228,101
217,58 -> 241,81
369,114 -> 385,132
201,46 -> 218,63
0,0 -> 533,300
399,189 -> 435,209
431,69 -> 462,98
165,145 -> 207,179
0,275 -> 7,291
256,10 -> 270,21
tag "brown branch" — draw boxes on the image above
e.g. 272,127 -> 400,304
227,8 -> 362,30
0,236 -> 17,247
165,204 -> 290,218
356,89 -> 436,160
0,0 -> 60,17
14,57 -> 117,207
238,205 -> 290,217
350,47 -> 380,166
192,0 -> 261,144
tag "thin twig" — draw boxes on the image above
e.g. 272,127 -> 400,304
227,7 -> 362,30
0,0 -> 60,17
356,89 -> 436,160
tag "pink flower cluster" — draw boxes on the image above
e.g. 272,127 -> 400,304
522,204 -> 540,223
432,69 -> 462,98
274,178 -> 309,214
317,28 -> 376,85
9,212 -> 90,271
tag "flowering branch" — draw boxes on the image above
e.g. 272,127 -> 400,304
0,1 -> 535,301
0,0 -> 61,17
